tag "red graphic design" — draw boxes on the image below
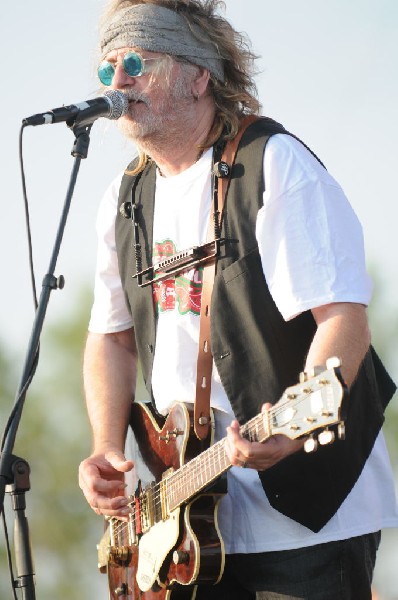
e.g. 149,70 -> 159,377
152,239 -> 203,315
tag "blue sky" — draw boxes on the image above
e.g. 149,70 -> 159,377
2,1 -> 397,352
1,2 -> 397,594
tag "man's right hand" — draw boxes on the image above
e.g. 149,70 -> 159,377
79,450 -> 134,518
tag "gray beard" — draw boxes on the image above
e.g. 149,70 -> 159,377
117,68 -> 197,150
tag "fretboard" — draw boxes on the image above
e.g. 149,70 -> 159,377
165,411 -> 270,511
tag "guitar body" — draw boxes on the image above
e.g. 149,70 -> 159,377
98,363 -> 346,600
106,401 -> 226,599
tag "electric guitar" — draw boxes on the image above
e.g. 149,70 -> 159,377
97,358 -> 346,599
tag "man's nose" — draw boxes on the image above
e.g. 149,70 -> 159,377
111,62 -> 137,89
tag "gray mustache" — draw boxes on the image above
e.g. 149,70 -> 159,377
123,90 -> 150,105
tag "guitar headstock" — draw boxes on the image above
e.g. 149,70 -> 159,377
268,358 -> 347,452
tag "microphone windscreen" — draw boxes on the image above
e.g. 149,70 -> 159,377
103,90 -> 129,120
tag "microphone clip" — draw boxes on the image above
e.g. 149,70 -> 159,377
212,161 -> 230,178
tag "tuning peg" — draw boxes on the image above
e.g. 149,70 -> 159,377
304,436 -> 318,453
306,366 -> 324,377
318,429 -> 335,445
326,356 -> 341,369
338,422 -> 346,440
299,371 -> 308,383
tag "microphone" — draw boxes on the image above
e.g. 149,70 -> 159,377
23,90 -> 129,127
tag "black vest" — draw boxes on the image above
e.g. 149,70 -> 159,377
115,118 -> 396,532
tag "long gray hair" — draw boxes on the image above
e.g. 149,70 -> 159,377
100,0 -> 261,170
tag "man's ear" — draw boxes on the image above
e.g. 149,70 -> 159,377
192,67 -> 211,99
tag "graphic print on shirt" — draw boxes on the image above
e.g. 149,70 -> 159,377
152,239 -> 203,315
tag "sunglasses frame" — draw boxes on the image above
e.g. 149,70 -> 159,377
98,51 -> 163,86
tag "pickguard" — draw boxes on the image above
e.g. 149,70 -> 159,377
136,508 -> 181,592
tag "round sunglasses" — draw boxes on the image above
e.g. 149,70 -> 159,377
98,51 -> 163,86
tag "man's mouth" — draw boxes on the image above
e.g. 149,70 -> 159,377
124,92 -> 147,106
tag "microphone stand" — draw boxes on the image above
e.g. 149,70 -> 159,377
0,121 -> 93,599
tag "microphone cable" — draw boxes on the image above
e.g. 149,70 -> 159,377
1,124 -> 40,454
0,124 -> 40,600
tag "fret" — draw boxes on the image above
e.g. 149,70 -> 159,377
162,411 -> 275,513
166,439 -> 228,511
135,405 -> 278,528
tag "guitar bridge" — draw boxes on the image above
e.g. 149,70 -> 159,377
108,545 -> 132,568
97,517 -> 134,572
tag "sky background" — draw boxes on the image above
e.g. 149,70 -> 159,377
1,0 -> 397,597
2,1 -> 398,357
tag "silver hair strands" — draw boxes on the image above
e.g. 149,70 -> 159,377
100,3 -> 225,82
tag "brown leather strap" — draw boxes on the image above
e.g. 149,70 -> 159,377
194,116 -> 258,439
217,115 -> 258,225
194,260 -> 215,440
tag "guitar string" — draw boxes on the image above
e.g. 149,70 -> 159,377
109,385 -> 336,540
109,405 -> 271,538
109,433 -> 232,541
109,391 -> 318,541
109,435 -> 229,540
108,388 -> 328,540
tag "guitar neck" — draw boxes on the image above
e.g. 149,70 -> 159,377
166,412 -> 270,511
160,362 -> 344,514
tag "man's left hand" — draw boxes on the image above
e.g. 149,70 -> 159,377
225,404 -> 304,471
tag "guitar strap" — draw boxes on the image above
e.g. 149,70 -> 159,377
194,115 -> 258,439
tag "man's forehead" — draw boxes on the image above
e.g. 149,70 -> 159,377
104,47 -> 163,61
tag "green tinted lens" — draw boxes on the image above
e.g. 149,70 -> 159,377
98,61 -> 115,86
123,52 -> 144,77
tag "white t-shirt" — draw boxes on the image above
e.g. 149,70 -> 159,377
89,135 -> 398,553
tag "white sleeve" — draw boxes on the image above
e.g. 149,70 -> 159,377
88,172 -> 134,333
256,134 -> 373,321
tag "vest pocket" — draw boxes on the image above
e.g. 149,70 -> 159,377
220,247 -> 264,285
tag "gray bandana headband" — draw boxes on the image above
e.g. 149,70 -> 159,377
100,3 -> 225,82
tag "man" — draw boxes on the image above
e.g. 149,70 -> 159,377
79,1 -> 398,598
